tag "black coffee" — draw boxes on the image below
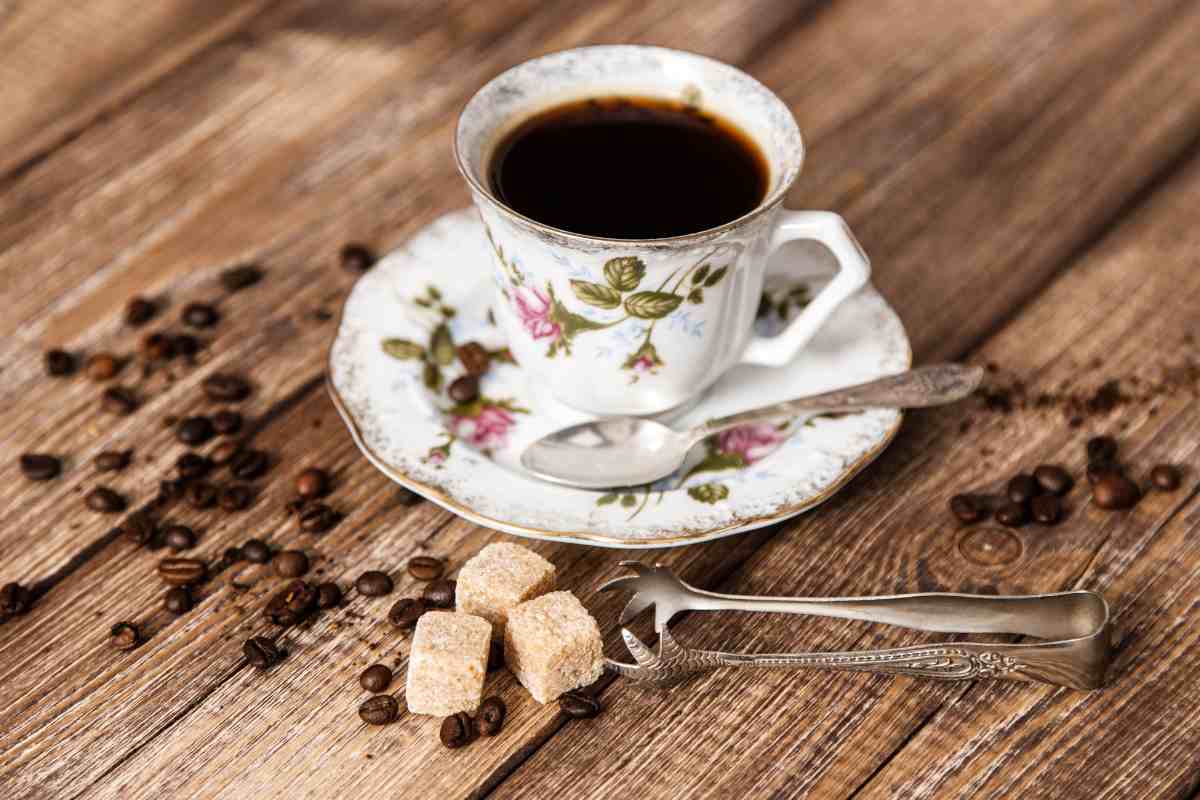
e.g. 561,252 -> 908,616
489,96 -> 768,239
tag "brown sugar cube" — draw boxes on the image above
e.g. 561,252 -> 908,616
405,611 -> 491,716
504,591 -> 603,704
456,542 -> 555,637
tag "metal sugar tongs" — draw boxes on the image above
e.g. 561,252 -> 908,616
600,563 -> 1112,691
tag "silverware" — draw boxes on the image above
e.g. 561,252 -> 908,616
600,562 -> 1112,691
521,364 -> 983,489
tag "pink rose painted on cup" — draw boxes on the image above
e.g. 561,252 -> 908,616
716,423 -> 787,465
514,288 -> 560,341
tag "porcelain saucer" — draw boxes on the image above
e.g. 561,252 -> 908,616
328,209 -> 911,548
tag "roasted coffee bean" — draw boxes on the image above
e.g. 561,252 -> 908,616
141,332 -> 175,361
447,374 -> 479,404
396,486 -> 421,506
174,334 -> 201,358
229,449 -> 269,480
1031,494 -> 1062,525
109,622 -> 140,651
85,487 -> 126,514
0,582 -> 33,620
101,386 -> 138,415
316,581 -> 343,609
163,525 -> 196,551
296,468 -> 330,498
559,691 -> 601,719
19,453 -> 61,481
222,547 -> 243,567
298,502 -> 340,533
86,353 -> 120,381
44,349 -> 76,377
439,712 -> 475,747
355,571 -> 393,597
340,243 -> 376,273
387,597 -> 426,629
1151,464 -> 1181,491
358,694 -> 399,725
209,440 -> 242,467
176,452 -> 213,479
949,494 -> 988,524
94,450 -> 132,472
121,510 -> 158,545
220,264 -> 263,292
177,416 -> 215,445
244,636 -> 285,670
274,550 -> 309,578
182,302 -> 219,328
1086,436 -> 1118,463
163,587 -> 192,614
407,555 -> 444,581
203,373 -> 251,402
264,580 -> 317,626
995,502 -> 1029,528
151,480 -> 184,511
360,664 -> 393,693
423,579 -> 455,609
1006,474 -> 1038,505
220,484 -> 254,512
487,639 -> 504,672
1033,465 -> 1073,496
477,696 -> 506,736
186,480 -> 218,509
158,557 -> 206,585
125,297 -> 157,326
242,539 -> 271,564
285,496 -> 309,516
212,410 -> 242,435
1093,474 -> 1141,510
1086,460 -> 1121,486
457,342 -> 491,377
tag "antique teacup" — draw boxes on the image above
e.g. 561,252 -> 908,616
455,45 -> 870,416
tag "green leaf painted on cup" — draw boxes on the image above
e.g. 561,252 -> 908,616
381,339 -> 425,360
603,257 -> 646,292
692,264 -> 710,285
687,288 -> 704,305
620,493 -> 637,507
703,265 -> 728,287
624,291 -> 683,320
596,493 -> 618,506
431,324 -> 454,366
570,280 -> 622,309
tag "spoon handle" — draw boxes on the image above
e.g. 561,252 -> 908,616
693,364 -> 982,438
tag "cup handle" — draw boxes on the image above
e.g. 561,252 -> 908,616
740,210 -> 871,366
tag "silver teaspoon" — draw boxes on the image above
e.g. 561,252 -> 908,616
520,364 -> 983,489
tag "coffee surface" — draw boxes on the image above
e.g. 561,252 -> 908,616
489,96 -> 768,239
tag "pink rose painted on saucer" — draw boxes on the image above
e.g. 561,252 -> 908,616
717,423 -> 788,465
449,402 -> 519,450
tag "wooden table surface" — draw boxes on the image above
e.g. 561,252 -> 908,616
3,2 -> 1200,798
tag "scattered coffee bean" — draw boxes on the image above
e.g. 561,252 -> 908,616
298,502 -> 340,533
85,486 -> 126,514
220,484 -> 254,512
0,583 -> 33,620
241,539 -> 271,564
360,664 -> 393,693
101,386 -> 138,415
158,557 -> 206,585
203,373 -> 251,402
316,581 -> 343,609
212,410 -> 242,435
94,450 -> 132,472
359,694 -> 399,725
387,597 -> 426,629
121,510 -> 158,546
244,636 -> 285,670
356,571 -> 393,597
125,297 -> 157,326
996,502 -> 1029,527
457,342 -> 491,377
109,622 -> 140,651
273,550 -> 308,579
210,440 -> 242,467
221,547 -> 244,567
1086,436 -> 1118,463
44,349 -> 76,377
86,353 -> 120,381
1033,465 -> 1073,496
340,243 -> 376,273
1087,460 -> 1121,486
220,264 -> 263,292
177,416 -> 215,446
186,480 -> 218,509
163,525 -> 196,551
264,580 -> 318,626
447,375 -> 479,404
407,555 -> 444,581
1006,474 -> 1038,505
1093,473 -> 1141,510
440,711 -> 475,747
174,334 -> 201,359
559,691 -> 601,719
163,587 -> 192,614
285,496 -> 309,516
176,452 -> 213,479
141,332 -> 175,361
182,302 -> 219,328
296,468 -> 330,498
487,639 -> 504,672
423,579 -> 455,609
1031,494 -> 1062,525
477,696 -> 506,736
19,453 -> 61,481
229,449 -> 269,480
396,486 -> 421,506
949,494 -> 988,524
1150,464 -> 1181,491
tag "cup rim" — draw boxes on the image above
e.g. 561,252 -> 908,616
454,44 -> 805,246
